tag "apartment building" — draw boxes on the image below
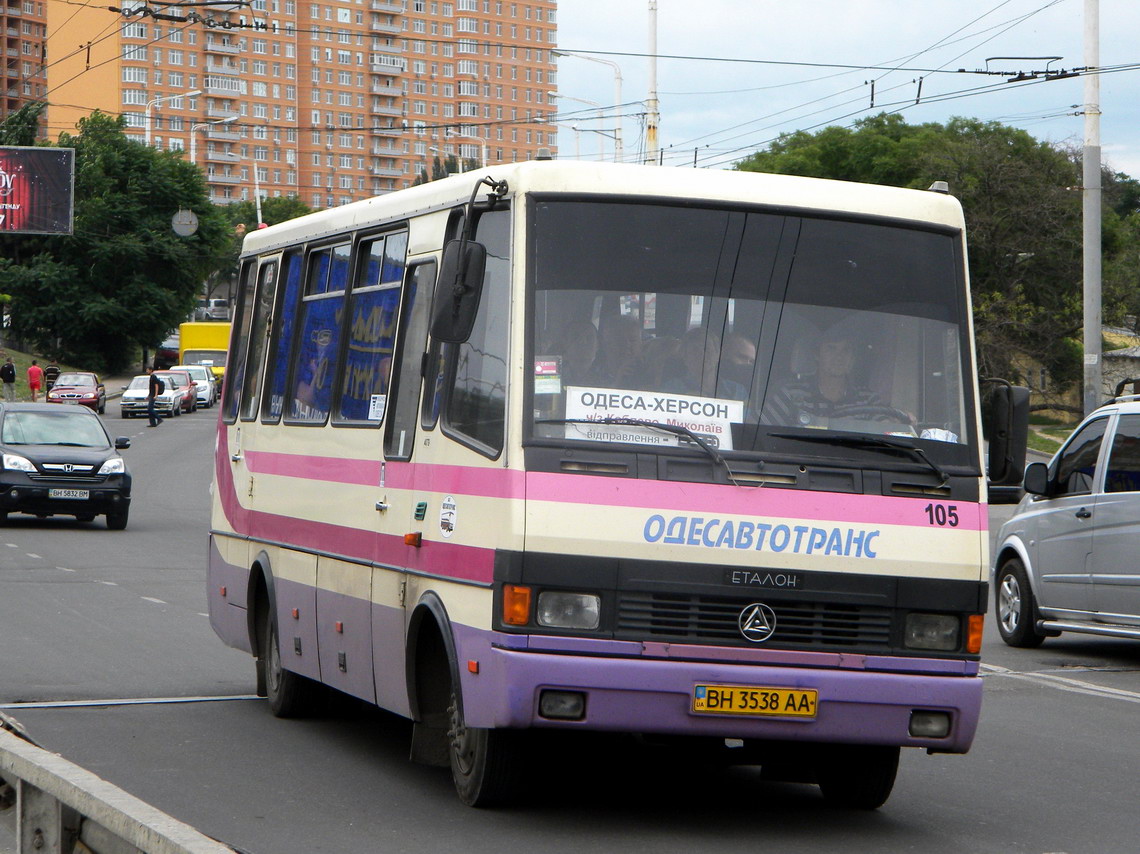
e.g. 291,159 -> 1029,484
0,0 -> 46,126
46,0 -> 557,210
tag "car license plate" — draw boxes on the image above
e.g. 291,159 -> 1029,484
692,684 -> 818,718
48,489 -> 89,500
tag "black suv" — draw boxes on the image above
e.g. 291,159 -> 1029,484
0,403 -> 132,529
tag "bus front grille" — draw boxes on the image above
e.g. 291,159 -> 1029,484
616,592 -> 893,651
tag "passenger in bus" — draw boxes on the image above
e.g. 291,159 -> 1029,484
617,334 -> 682,391
663,329 -> 749,400
591,314 -> 643,385
542,319 -> 598,388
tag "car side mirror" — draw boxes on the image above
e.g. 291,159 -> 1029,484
429,238 -> 487,344
115,437 -> 131,450
1023,461 -> 1049,496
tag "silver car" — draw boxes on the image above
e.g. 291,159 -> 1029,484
170,364 -> 217,408
992,396 -> 1140,646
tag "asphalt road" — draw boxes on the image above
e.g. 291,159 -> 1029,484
2,415 -> 1138,853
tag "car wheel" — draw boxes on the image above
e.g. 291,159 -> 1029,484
996,557 -> 1046,647
120,410 -> 127,419
815,744 -> 899,810
106,506 -> 129,530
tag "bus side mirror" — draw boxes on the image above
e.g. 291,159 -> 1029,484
984,382 -> 1030,486
430,238 -> 487,344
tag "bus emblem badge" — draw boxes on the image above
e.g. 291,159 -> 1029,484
738,603 -> 777,643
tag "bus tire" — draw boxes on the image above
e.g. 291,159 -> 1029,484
447,686 -> 522,807
262,609 -> 320,718
816,744 -> 899,810
996,557 -> 1046,647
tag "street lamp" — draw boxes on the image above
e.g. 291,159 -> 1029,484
145,90 -> 202,146
553,51 -> 624,161
189,116 -> 238,166
446,129 -> 488,168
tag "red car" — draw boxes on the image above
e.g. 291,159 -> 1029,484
154,370 -> 197,414
45,372 -> 106,414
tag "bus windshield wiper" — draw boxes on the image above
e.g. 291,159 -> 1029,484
537,417 -> 742,485
769,431 -> 949,486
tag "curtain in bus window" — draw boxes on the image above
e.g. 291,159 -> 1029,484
385,261 -> 436,460
288,243 -> 349,423
335,232 -> 408,423
222,260 -> 259,421
446,207 -> 510,454
239,259 -> 278,420
263,251 -> 303,423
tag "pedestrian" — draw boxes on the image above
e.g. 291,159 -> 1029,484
146,365 -> 165,427
27,359 -> 43,402
43,359 -> 60,391
0,357 -> 15,402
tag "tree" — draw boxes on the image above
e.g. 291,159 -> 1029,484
0,112 -> 232,372
736,114 -> 1140,404
210,194 -> 313,304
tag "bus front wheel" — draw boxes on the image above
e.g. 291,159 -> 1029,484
447,687 -> 523,807
815,744 -> 899,809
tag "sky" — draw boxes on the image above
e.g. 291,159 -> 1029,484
551,0 -> 1140,177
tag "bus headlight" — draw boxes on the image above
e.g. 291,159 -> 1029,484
536,592 -> 601,630
904,613 -> 959,651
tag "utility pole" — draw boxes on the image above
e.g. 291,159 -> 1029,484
645,0 -> 659,165
1082,0 -> 1101,414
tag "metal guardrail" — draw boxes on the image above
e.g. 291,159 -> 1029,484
0,714 -> 238,854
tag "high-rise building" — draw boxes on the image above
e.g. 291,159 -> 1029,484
46,0 -> 557,211
0,0 -> 47,125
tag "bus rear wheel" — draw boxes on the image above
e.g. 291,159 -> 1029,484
447,688 -> 523,807
815,744 -> 899,809
262,611 -> 321,717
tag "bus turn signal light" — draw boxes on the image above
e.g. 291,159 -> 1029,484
967,613 -> 984,654
404,532 -> 422,547
503,584 -> 532,626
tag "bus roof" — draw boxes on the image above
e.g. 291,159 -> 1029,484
241,161 -> 965,256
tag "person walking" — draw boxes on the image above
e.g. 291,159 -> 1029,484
27,360 -> 43,402
146,366 -> 165,427
43,359 -> 60,391
0,357 -> 15,402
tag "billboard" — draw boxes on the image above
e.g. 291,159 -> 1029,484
0,146 -> 74,235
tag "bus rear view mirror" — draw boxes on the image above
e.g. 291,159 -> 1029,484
982,380 -> 1029,486
430,238 -> 487,344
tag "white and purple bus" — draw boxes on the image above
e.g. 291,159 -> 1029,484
208,161 -> 1025,808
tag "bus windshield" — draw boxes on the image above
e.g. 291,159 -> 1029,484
529,199 -> 973,467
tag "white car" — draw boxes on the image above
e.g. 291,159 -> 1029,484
119,375 -> 178,418
170,364 -> 218,408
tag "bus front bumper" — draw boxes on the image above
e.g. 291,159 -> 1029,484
457,634 -> 982,754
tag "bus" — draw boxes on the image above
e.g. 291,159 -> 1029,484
179,321 -> 230,382
207,161 -> 1027,809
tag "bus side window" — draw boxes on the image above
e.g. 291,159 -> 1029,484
443,206 -> 510,457
261,251 -> 304,424
222,259 -> 258,423
333,231 -> 408,425
239,258 -> 279,421
385,260 -> 437,460
285,242 -> 350,424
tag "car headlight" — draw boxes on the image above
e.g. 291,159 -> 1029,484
97,458 -> 125,475
536,591 -> 601,630
82,393 -> 95,399
904,613 -> 960,651
3,453 -> 35,472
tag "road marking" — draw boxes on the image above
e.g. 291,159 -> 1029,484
140,596 -> 167,605
98,580 -> 117,586
56,567 -> 75,572
5,543 -> 16,548
981,662 -> 1140,704
25,553 -> 41,559
0,695 -> 261,710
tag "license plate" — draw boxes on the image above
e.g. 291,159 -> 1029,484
693,684 -> 818,718
48,489 -> 89,500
